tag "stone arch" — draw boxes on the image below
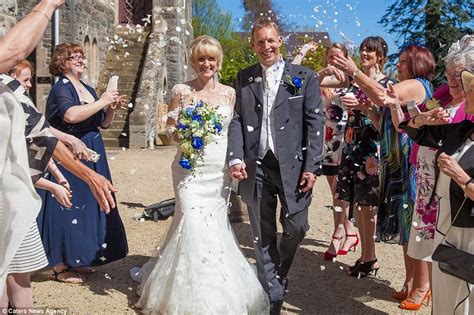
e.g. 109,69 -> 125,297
83,35 -> 91,83
91,38 -> 99,87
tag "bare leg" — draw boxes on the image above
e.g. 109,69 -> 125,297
404,259 -> 430,303
402,244 -> 415,292
359,205 -> 377,262
1,284 -> 8,308
326,175 -> 344,255
6,273 -> 33,308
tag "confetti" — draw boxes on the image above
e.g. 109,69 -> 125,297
320,265 -> 326,271
72,219 -> 78,224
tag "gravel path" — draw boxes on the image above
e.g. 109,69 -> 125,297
31,148 -> 429,314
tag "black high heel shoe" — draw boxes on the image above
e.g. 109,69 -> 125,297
346,259 -> 379,278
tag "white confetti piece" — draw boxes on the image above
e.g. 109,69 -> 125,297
72,219 -> 78,224
62,78 -> 69,84
76,259 -> 80,263
403,204 -> 408,209
320,265 -> 326,271
412,221 -> 418,227
102,243 -> 107,249
247,126 -> 255,132
109,156 -> 116,160
127,103 -> 134,108
121,132 -> 127,137
121,147 -> 126,151
415,235 -> 421,242
99,256 -> 107,262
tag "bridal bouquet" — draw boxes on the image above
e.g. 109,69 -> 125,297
172,100 -> 223,171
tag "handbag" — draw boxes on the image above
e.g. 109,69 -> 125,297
432,197 -> 474,284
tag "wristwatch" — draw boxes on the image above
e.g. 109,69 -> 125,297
352,69 -> 362,79
461,178 -> 474,190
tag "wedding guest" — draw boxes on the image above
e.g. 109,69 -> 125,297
8,60 -> 34,92
400,66 -> 474,314
293,42 -> 359,260
329,36 -> 394,277
331,43 -> 435,309
39,42 -> 128,283
7,60 -> 90,159
406,33 -> 474,304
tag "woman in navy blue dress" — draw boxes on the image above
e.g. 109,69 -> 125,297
38,42 -> 128,283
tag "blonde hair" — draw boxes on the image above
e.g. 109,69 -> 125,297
189,35 -> 223,72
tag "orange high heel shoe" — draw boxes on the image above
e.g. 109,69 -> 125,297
324,235 -> 343,261
392,285 -> 411,301
399,289 -> 431,311
337,233 -> 359,255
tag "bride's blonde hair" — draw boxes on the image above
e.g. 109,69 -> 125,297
189,35 -> 224,72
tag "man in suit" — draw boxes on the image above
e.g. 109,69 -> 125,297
227,18 -> 324,314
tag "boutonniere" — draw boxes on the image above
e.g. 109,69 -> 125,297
286,75 -> 304,95
425,98 -> 440,111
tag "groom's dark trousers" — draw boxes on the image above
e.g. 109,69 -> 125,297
248,150 -> 309,302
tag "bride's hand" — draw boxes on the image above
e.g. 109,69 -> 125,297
229,163 -> 247,182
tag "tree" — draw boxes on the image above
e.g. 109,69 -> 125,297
192,0 -> 233,41
242,0 -> 291,32
192,0 -> 258,86
379,0 -> 473,85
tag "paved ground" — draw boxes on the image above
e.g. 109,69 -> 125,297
31,147 -> 429,314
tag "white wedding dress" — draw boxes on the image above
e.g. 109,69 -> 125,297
134,84 -> 269,314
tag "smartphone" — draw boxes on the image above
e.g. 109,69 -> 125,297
406,100 -> 421,117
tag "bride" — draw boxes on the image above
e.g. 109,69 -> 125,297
133,35 -> 269,314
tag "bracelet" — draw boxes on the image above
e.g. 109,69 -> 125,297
31,10 -> 51,22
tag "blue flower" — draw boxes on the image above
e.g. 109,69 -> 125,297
191,136 -> 204,150
292,76 -> 303,89
179,158 -> 192,170
185,107 -> 194,116
196,100 -> 204,108
191,114 -> 202,122
177,122 -> 188,130
214,123 -> 222,133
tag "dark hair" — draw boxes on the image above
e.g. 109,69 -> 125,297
49,42 -> 84,76
360,36 -> 389,70
400,45 -> 436,80
251,17 -> 280,41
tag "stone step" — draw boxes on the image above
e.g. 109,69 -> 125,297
103,137 -> 129,148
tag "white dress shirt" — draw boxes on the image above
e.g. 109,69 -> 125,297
259,58 -> 285,159
229,58 -> 285,167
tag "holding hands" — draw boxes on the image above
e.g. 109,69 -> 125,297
229,163 -> 248,182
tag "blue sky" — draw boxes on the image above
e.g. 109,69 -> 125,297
218,0 -> 399,55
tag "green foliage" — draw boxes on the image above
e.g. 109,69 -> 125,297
220,34 -> 259,86
192,0 -> 233,41
379,0 -> 473,86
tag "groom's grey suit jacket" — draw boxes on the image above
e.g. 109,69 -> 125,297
227,61 -> 324,214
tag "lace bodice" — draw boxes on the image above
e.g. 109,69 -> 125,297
170,83 -> 235,133
172,83 -> 235,109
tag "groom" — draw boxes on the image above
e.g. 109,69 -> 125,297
228,18 -> 324,314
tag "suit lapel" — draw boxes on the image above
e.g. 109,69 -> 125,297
249,65 -> 264,107
274,62 -> 292,110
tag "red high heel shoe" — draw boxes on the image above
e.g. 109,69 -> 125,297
324,235 -> 343,260
337,233 -> 359,255
399,289 -> 431,311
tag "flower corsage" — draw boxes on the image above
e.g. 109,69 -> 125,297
286,75 -> 304,94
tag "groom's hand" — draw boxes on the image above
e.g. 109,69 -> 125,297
299,172 -> 316,192
229,163 -> 247,182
